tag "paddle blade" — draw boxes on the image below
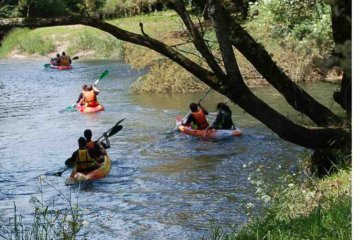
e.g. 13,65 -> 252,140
108,125 -> 123,137
44,64 -> 51,68
72,56 -> 79,60
114,118 -> 125,126
64,103 -> 76,112
99,70 -> 109,80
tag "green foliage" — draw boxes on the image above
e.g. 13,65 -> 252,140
248,0 -> 332,45
68,29 -> 124,58
101,0 -> 166,18
0,176 -> 88,239
0,0 -> 18,17
207,170 -> 351,240
131,59 -> 207,93
0,28 -> 54,57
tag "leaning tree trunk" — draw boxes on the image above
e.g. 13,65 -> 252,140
330,0 -> 351,114
0,13 -> 350,151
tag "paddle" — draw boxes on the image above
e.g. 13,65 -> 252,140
63,69 -> 109,112
44,56 -> 79,68
171,88 -> 212,132
48,119 -> 125,177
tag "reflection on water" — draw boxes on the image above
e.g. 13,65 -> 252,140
0,59 -> 342,239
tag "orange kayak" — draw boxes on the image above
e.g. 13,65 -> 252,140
76,103 -> 105,113
66,154 -> 111,185
176,116 -> 242,139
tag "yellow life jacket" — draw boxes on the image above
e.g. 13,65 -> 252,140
75,149 -> 97,171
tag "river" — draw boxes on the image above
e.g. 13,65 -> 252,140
0,59 -> 342,239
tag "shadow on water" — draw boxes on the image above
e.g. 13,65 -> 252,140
0,59 -> 343,239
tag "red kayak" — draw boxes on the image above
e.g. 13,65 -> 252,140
76,103 -> 105,113
176,116 -> 242,139
50,65 -> 73,70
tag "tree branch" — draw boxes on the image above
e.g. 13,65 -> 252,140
222,6 -> 342,126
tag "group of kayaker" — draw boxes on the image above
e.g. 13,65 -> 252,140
182,101 -> 235,130
50,52 -> 72,66
66,129 -> 110,176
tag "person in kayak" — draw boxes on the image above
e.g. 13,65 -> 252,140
84,129 -> 110,163
50,53 -> 61,66
78,85 -> 100,107
183,102 -> 209,130
60,51 -> 72,66
209,102 -> 236,130
76,84 -> 88,105
65,137 -> 101,174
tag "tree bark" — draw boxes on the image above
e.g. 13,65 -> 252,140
330,0 -> 351,113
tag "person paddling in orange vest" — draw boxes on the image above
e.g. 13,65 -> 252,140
79,85 -> 100,107
182,102 -> 209,130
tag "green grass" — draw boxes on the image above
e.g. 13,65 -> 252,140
0,176 -> 88,239
0,25 -> 124,59
206,170 -> 351,240
0,28 -> 55,57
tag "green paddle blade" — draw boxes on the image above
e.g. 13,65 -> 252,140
72,56 -> 79,60
99,69 -> 109,80
44,64 -> 51,68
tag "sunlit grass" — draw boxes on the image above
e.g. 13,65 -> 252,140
206,170 -> 351,240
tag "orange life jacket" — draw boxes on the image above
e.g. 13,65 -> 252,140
60,55 -> 70,66
83,90 -> 99,107
75,149 -> 97,171
192,110 -> 209,129
86,141 -> 95,150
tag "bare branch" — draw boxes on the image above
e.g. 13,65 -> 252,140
139,22 -> 149,37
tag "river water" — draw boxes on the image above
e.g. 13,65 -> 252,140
0,59 -> 342,239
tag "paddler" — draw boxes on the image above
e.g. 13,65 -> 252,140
84,129 -> 110,163
79,85 -> 100,107
65,137 -> 100,175
50,53 -> 61,66
208,102 -> 236,130
182,102 -> 209,130
60,51 -> 72,66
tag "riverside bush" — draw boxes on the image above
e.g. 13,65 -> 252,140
206,170 -> 351,240
68,30 -> 124,59
0,176 -> 88,239
248,0 -> 332,47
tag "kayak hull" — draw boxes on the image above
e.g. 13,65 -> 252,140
76,103 -> 105,113
66,154 -> 111,184
176,116 -> 242,139
50,65 -> 73,70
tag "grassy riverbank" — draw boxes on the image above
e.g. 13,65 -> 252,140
0,10 -> 340,93
208,169 -> 351,240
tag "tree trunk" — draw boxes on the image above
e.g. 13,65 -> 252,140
221,6 -> 342,127
0,15 -> 350,150
330,0 -> 351,114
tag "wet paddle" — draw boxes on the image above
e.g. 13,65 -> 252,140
63,69 -> 109,112
48,119 -> 125,177
44,56 -> 79,68
171,88 -> 212,132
